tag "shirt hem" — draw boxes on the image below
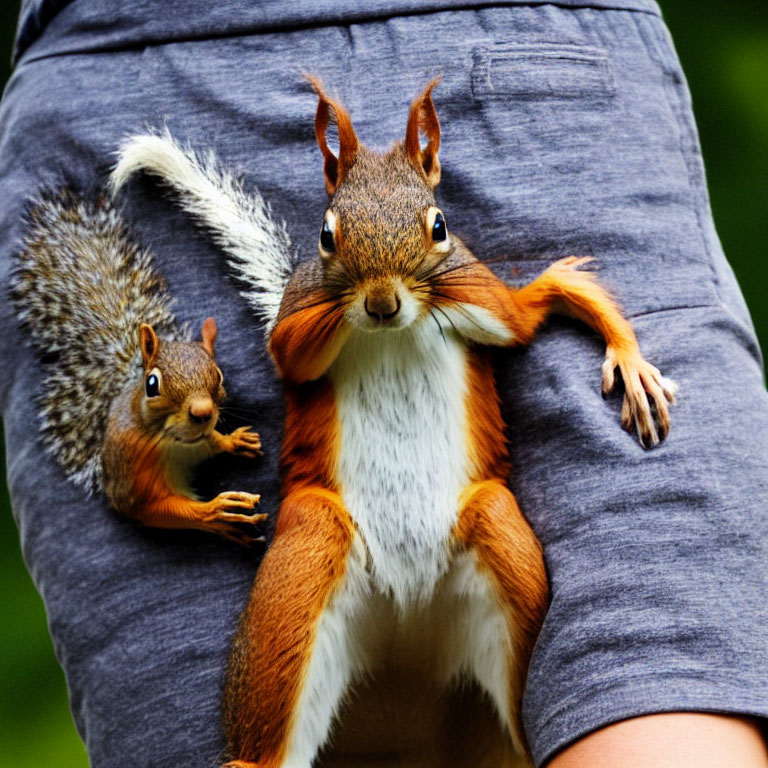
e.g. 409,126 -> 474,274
529,672 -> 768,767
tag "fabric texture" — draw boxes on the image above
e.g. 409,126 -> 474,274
1,2 -> 766,767
12,0 -> 663,62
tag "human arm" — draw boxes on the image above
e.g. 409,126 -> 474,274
548,713 -> 768,768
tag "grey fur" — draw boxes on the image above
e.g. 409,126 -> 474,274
10,189 -> 179,494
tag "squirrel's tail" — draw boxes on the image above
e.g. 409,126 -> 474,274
10,189 -> 178,494
111,131 -> 294,334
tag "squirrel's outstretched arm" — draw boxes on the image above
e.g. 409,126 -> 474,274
507,257 -> 635,348
139,492 -> 265,546
435,254 -> 677,446
432,251 -> 631,348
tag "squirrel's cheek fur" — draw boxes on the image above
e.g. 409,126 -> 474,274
139,397 -> 176,432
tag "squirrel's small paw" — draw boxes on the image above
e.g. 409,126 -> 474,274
227,426 -> 263,457
213,490 -> 262,511
602,347 -> 677,449
205,492 -> 266,546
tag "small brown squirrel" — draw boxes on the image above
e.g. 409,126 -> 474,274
11,189 -> 264,544
102,317 -> 264,543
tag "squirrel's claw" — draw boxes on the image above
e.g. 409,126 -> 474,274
602,346 -> 677,449
227,426 -> 263,457
204,491 -> 265,546
209,491 -> 261,513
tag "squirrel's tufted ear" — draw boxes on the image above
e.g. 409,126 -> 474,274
306,75 -> 359,195
139,324 -> 159,368
201,317 -> 217,358
405,76 -> 442,188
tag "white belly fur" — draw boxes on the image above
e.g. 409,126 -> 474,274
330,320 -> 470,605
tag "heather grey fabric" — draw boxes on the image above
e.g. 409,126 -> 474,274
2,2 -> 767,767
12,0 -> 663,63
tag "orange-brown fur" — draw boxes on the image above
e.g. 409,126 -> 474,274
465,350 -> 511,483
223,488 -> 355,766
280,377 -> 340,495
455,480 -> 551,754
306,74 -> 360,195
270,290 -> 350,385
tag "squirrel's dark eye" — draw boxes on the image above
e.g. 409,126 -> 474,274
432,212 -> 447,242
145,373 -> 160,398
320,220 -> 335,252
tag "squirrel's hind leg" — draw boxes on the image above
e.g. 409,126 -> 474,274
223,487 -> 367,768
454,480 -> 550,763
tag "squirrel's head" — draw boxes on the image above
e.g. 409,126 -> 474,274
308,76 -> 452,332
137,318 -> 226,442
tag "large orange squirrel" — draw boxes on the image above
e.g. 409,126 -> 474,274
112,78 -> 676,768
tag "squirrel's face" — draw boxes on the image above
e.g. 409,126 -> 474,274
138,320 -> 226,442
308,76 -> 450,332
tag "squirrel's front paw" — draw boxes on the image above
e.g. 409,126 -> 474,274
225,426 -> 263,457
211,490 -> 263,515
205,492 -> 266,545
602,346 -> 678,449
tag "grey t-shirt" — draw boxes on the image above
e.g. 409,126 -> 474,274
2,1 -> 766,766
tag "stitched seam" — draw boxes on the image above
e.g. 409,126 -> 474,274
15,1 -> 662,67
529,669 -> 768,745
624,303 -> 723,320
632,13 -> 723,302
530,673 -> 768,767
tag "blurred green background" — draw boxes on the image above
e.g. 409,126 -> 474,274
0,1 -> 766,765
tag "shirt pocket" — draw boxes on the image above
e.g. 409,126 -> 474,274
471,43 -> 616,102
452,36 -> 722,316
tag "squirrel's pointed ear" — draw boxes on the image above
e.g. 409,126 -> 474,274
201,317 -> 217,357
306,75 -> 359,195
405,76 -> 442,188
139,324 -> 159,368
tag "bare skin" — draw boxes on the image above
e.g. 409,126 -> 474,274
548,713 -> 768,768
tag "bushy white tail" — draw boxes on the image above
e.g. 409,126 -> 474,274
111,130 -> 294,334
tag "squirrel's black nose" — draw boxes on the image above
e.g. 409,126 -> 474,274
365,293 -> 401,322
189,397 -> 215,425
